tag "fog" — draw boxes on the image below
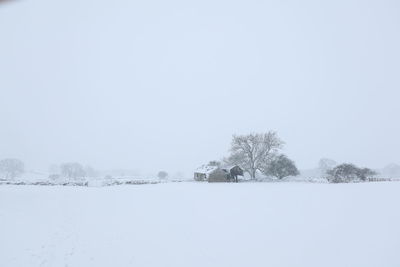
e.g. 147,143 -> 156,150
1,0 -> 399,176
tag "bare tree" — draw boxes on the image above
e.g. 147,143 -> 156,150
262,154 -> 299,179
60,162 -> 86,180
226,132 -> 284,179
157,171 -> 168,180
0,158 -> 24,179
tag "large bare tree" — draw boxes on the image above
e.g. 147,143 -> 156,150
226,132 -> 284,179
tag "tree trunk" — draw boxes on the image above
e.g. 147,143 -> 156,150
251,169 -> 256,179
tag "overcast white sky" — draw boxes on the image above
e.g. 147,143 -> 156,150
0,0 -> 399,175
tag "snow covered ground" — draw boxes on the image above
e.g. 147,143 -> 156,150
1,182 -> 399,267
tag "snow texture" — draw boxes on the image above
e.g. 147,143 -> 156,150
0,182 -> 399,267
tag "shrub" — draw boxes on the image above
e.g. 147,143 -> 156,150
262,154 -> 299,179
327,163 -> 377,183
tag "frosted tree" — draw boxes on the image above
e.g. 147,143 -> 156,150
60,162 -> 86,180
262,154 -> 299,179
0,158 -> 25,179
226,132 -> 284,179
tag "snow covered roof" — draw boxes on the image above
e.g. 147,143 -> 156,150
194,165 -> 219,175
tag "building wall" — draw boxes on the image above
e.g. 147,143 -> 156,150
208,169 -> 229,183
194,173 -> 207,181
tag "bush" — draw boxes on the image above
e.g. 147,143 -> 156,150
262,154 -> 299,179
327,163 -> 377,183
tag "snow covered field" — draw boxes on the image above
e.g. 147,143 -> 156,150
1,182 -> 399,267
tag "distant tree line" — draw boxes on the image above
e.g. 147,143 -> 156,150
49,162 -> 99,181
0,157 -> 175,182
0,159 -> 100,181
0,133 -> 380,184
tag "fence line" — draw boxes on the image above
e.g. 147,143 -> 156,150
368,177 -> 400,182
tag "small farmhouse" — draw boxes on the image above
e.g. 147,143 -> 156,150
193,165 -> 219,181
194,164 -> 243,183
